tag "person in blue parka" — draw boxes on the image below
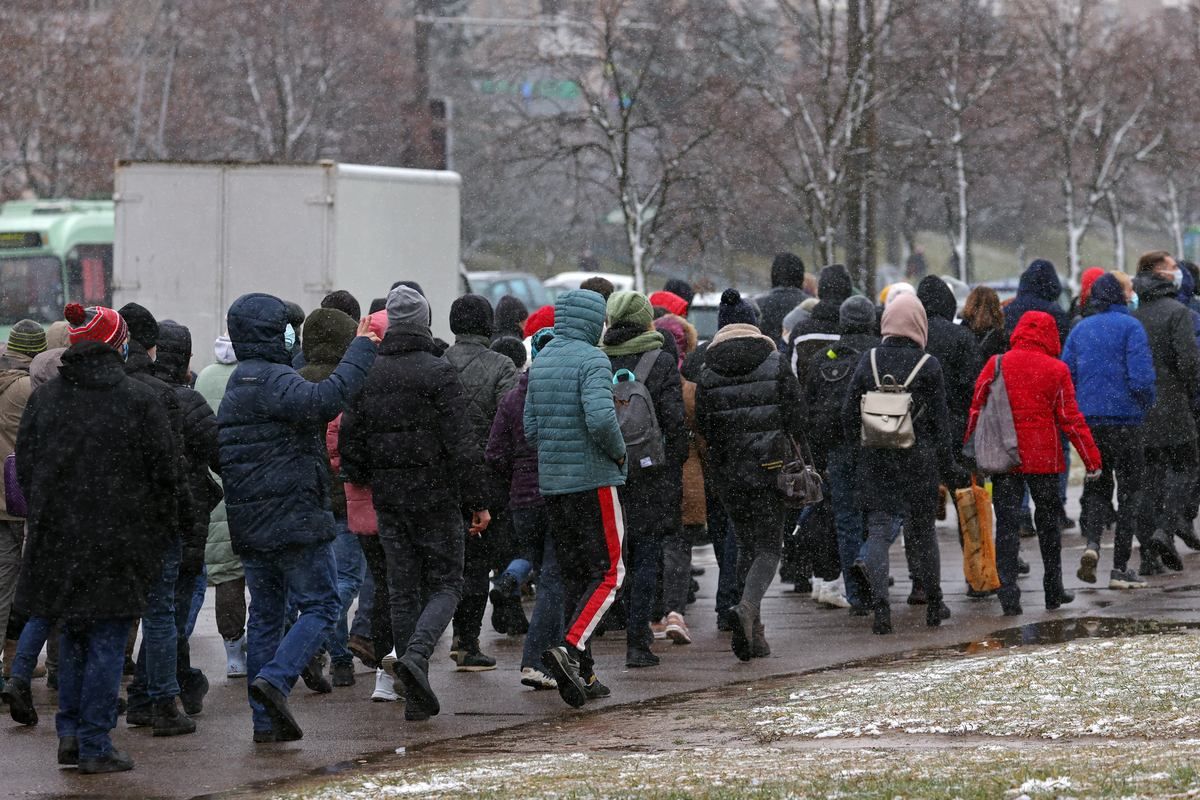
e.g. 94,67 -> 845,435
217,293 -> 377,743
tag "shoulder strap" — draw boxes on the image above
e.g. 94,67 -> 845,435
902,353 -> 932,389
869,349 -> 882,388
994,354 -> 1002,379
633,349 -> 659,383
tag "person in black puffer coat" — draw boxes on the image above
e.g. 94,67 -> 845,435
117,302 -> 200,736
150,320 -> 222,716
1004,259 -> 1069,344
601,292 -> 686,669
916,276 -> 981,456
339,285 -> 493,722
754,252 -> 809,345
843,293 -> 967,636
697,290 -> 806,662
789,264 -> 854,385
14,319 -> 177,773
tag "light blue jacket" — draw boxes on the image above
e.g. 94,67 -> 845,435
524,290 -> 626,495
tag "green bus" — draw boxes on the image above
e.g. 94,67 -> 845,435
0,199 -> 115,335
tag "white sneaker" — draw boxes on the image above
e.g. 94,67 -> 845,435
371,668 -> 399,702
520,667 -> 557,690
224,634 -> 247,678
810,577 -> 825,601
817,580 -> 851,609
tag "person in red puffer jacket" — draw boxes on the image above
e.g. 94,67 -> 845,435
965,310 -> 1101,617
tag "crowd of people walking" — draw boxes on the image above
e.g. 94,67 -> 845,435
0,249 -> 1196,773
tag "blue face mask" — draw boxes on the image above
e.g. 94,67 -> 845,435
120,341 -> 130,361
284,324 -> 296,351
1130,293 -> 1140,310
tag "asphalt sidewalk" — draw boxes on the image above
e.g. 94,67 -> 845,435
6,486 -> 1200,799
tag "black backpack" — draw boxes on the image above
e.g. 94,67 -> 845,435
807,342 -> 864,448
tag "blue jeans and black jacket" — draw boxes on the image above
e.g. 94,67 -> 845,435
327,524 -> 365,667
57,618 -> 131,761
515,506 -> 565,671
127,537 -> 183,714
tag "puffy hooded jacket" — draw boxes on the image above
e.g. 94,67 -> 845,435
967,311 -> 1100,475
0,353 -> 32,519
1061,275 -> 1156,426
217,293 -> 376,553
524,289 -> 627,496
1004,259 -> 1069,343
696,324 -> 806,493
1134,271 -> 1200,446
194,334 -> 241,585
916,275 -> 980,443
445,333 -> 519,445
789,264 -> 853,384
337,310 -> 388,534
196,335 -> 238,413
298,308 -> 357,518
486,372 -> 542,509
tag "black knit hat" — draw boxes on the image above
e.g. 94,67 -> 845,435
320,289 -> 360,321
717,289 -> 759,329
450,294 -> 494,337
771,252 -> 806,289
662,278 -> 695,306
491,335 -> 527,370
118,302 -> 160,349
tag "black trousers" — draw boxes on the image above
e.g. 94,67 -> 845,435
994,473 -> 1063,608
357,534 -> 393,664
546,486 -> 625,678
452,513 -> 495,646
1141,440 -> 1198,548
1080,425 -> 1148,572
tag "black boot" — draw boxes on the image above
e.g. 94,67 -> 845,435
179,671 -> 209,716
57,736 -> 78,766
151,697 -> 196,737
872,603 -> 892,635
751,619 -> 770,658
248,678 -> 302,741
926,593 -> 950,627
1,676 -> 37,726
300,652 -> 332,694
489,575 -> 517,635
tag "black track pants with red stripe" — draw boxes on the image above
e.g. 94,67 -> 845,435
545,486 -> 626,678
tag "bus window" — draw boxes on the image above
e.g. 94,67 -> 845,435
66,244 -> 113,307
0,256 -> 64,325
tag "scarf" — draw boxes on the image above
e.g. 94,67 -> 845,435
601,323 -> 664,357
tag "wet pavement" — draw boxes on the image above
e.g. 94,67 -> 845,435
6,487 -> 1200,799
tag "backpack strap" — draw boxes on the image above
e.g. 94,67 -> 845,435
632,349 -> 659,383
902,353 -> 932,389
869,348 -> 882,388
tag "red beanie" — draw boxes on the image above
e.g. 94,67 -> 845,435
523,305 -> 555,339
64,303 -> 129,348
1079,268 -> 1105,307
649,291 -> 688,317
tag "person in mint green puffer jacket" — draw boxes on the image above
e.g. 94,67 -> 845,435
523,288 -> 627,708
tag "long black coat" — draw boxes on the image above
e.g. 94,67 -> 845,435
15,343 -> 177,621
917,276 -> 981,447
842,337 -> 957,517
340,324 -> 491,512
1134,273 -> 1200,447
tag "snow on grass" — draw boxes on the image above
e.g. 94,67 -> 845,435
750,633 -> 1200,741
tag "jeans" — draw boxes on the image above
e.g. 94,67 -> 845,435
520,516 -> 565,671
242,540 -> 340,733
327,526 -> 365,667
128,537 -> 182,711
994,473 -> 1064,608
620,479 -> 669,649
500,506 -> 542,591
546,487 -> 625,678
864,509 -> 941,606
377,505 -> 464,663
12,615 -> 52,680
1142,440 -> 1199,547
174,566 -> 206,693
184,569 -> 207,639
1080,425 -> 1148,571
722,488 -> 784,620
452,518 -> 492,646
357,534 -> 393,664
827,444 -> 867,608
56,618 -> 131,760
0,521 -> 23,649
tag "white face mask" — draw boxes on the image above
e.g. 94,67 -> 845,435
284,324 -> 296,351
1172,269 -> 1184,290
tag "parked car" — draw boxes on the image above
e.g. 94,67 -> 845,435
542,271 -> 635,302
466,271 -> 553,310
687,291 -> 724,342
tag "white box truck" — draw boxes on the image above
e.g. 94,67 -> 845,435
113,160 -> 461,367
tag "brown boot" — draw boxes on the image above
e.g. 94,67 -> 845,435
750,620 -> 770,658
2,639 -> 14,678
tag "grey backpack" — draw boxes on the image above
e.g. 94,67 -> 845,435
968,355 -> 1022,474
612,350 -> 666,472
859,349 -> 931,449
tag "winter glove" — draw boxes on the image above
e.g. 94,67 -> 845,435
180,544 -> 206,579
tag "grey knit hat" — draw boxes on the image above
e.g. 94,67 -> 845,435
386,285 -> 430,329
839,295 -> 876,334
